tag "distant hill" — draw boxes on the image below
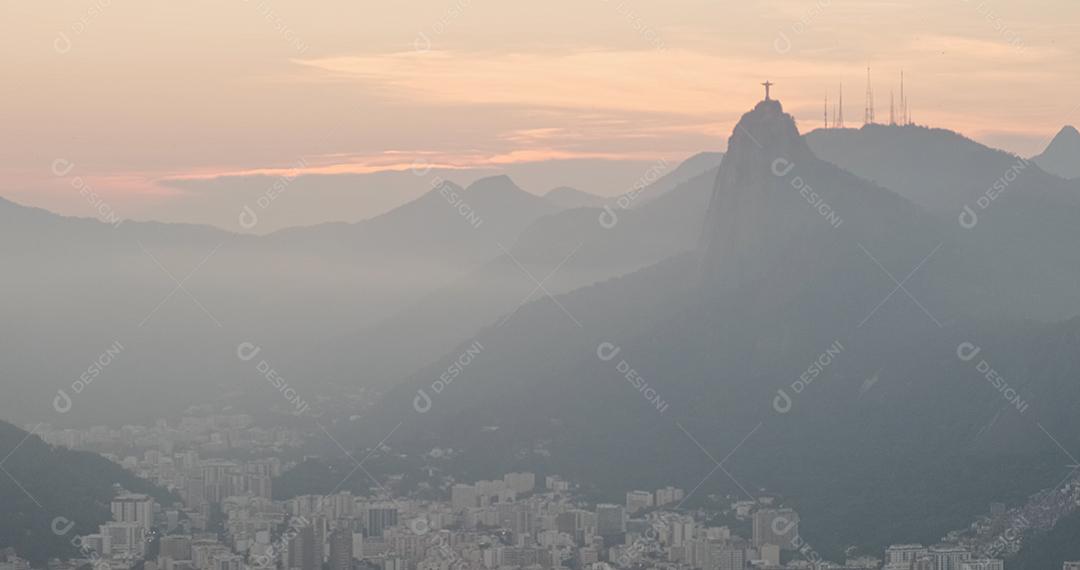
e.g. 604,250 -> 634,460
1032,125 -> 1080,180
636,151 -> 723,204
543,187 -> 607,209
0,174 -> 560,426
0,420 -> 172,564
297,156 -> 723,394
805,123 -> 1080,321
153,159 -> 699,233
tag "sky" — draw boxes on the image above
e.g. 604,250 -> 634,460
2,0 -> 1079,230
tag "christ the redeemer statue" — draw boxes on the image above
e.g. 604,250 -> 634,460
762,81 -> 774,100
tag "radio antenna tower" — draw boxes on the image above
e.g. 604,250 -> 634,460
864,65 -> 875,125
837,81 -> 845,128
890,90 -> 896,126
900,70 -> 908,125
824,94 -> 829,128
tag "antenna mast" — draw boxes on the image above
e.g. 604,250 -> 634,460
890,91 -> 896,126
838,81 -> 845,128
864,65 -> 875,125
900,70 -> 908,125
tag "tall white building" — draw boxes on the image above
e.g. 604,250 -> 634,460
504,472 -> 536,494
928,546 -> 971,570
885,544 -> 929,570
100,522 -> 146,558
545,476 -> 570,493
760,544 -> 781,567
668,517 -> 694,547
655,487 -> 685,507
625,491 -> 654,514
112,493 -> 155,529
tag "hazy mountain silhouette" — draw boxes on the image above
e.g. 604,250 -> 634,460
156,159 -> 695,233
7,93 -> 1080,566
2,153 -> 733,425
297,154 -> 726,394
1032,125 -> 1080,179
267,174 -> 556,255
350,100 -> 1079,560
543,187 -> 607,209
636,151 -> 723,204
805,124 -> 1032,215
0,176 -> 559,425
806,123 -> 1080,321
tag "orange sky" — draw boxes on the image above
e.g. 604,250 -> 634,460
2,0 -> 1078,225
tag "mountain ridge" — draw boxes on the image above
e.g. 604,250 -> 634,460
1032,125 -> 1080,179
341,98 -> 1078,560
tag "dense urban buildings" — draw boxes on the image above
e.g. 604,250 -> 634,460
23,418 -> 1080,570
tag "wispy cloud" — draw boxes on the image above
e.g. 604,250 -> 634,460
291,49 -> 853,117
162,147 -> 677,183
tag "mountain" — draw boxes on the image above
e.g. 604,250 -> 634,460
636,151 -> 723,204
338,99 -> 1080,560
7,159 -> 740,426
700,101 -> 943,295
267,174 -> 556,257
543,187 -> 607,209
0,175 -> 560,426
1032,125 -> 1080,179
672,151 -> 725,184
805,124 -> 1080,321
804,124 -> 1078,216
146,159 -> 710,233
0,420 -> 172,564
297,157 -> 724,394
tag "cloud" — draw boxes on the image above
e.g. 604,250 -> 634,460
161,147 -> 674,183
291,49 -> 853,117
